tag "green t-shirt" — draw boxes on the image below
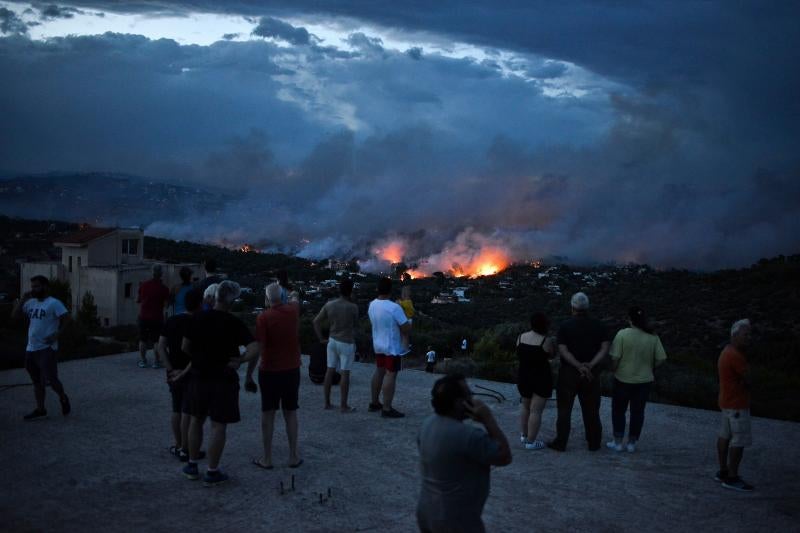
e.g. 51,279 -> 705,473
610,327 -> 667,384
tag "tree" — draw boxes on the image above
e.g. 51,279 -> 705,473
49,278 -> 72,310
77,291 -> 100,331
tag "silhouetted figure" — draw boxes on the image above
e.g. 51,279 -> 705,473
137,264 -> 169,369
548,292 -> 609,452
246,283 -> 303,469
715,319 -> 755,492
12,275 -> 71,420
417,373 -> 512,533
368,277 -> 411,418
517,312 -> 556,450
606,306 -> 667,453
181,281 -> 259,486
313,278 -> 359,412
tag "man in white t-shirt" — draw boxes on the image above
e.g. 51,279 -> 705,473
425,347 -> 437,373
368,277 -> 411,418
12,275 -> 71,420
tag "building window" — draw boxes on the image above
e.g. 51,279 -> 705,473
68,255 -> 72,273
124,283 -> 132,298
122,239 -> 139,255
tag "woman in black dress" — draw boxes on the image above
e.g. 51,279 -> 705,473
517,312 -> 556,450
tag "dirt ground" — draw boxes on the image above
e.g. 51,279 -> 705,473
1,352 -> 798,532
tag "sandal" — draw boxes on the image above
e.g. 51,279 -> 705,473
252,458 -> 273,470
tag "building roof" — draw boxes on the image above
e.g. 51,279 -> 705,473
54,227 -> 116,246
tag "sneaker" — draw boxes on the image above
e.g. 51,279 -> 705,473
606,441 -> 623,452
722,476 -> 754,492
520,433 -> 527,444
203,470 -> 229,487
138,360 -> 148,368
626,442 -> 636,453
60,395 -> 71,416
381,408 -> 405,419
714,470 -> 728,482
179,449 -> 189,462
23,408 -> 47,421
524,440 -> 545,450
547,441 -> 566,452
368,402 -> 383,412
182,462 -> 200,480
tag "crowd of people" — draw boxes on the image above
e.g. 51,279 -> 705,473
12,262 -> 758,530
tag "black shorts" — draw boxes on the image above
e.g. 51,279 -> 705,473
168,373 -> 190,414
258,368 -> 300,411
187,373 -> 240,424
25,348 -> 60,387
138,319 -> 163,344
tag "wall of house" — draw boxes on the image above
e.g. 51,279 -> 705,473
87,233 -> 119,266
118,230 -> 144,265
79,268 -> 118,327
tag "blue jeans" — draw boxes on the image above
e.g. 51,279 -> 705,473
611,379 -> 652,440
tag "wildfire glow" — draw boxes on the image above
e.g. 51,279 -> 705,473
405,269 -> 427,279
375,239 -> 407,264
447,246 -> 510,278
239,244 -> 253,253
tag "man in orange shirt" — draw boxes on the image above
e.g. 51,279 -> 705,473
715,319 -> 754,492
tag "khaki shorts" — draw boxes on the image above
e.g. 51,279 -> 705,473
327,338 -> 355,371
719,409 -> 752,447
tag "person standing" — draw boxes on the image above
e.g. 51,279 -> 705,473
417,373 -> 512,533
12,276 -> 71,420
313,278 -> 359,412
715,319 -> 755,492
548,292 -> 609,452
137,264 -> 170,369
606,307 -> 667,453
517,312 -> 556,450
181,281 -> 259,486
368,277 -> 411,418
171,266 -> 193,316
157,287 -> 202,461
196,258 -> 223,293
425,346 -> 437,373
246,283 -> 304,469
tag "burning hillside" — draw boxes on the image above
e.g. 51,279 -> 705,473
369,229 -> 513,278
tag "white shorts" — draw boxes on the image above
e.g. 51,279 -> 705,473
327,338 -> 355,372
719,409 -> 752,447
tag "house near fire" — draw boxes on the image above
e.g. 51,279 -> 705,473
19,227 -> 199,327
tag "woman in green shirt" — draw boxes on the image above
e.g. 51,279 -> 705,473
607,307 -> 667,453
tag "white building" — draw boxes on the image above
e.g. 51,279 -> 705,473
20,227 -> 199,327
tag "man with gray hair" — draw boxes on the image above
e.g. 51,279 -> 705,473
180,280 -> 260,486
246,282 -> 303,469
137,264 -> 170,368
548,292 -> 609,452
715,319 -> 755,491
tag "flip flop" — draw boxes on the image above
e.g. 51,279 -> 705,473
252,458 -> 273,470
289,459 -> 304,469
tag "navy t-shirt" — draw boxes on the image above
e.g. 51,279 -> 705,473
162,313 -> 193,369
557,315 -> 608,363
185,310 -> 254,380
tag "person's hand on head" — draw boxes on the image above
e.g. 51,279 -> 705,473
464,398 -> 492,424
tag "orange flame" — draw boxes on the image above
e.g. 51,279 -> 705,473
375,239 -> 406,264
239,244 -> 253,253
449,246 -> 509,277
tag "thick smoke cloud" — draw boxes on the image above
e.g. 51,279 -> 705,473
1,2 -> 799,269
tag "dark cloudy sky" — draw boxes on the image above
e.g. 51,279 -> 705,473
1,1 -> 798,269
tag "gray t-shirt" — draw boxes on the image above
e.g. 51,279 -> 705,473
417,414 -> 500,533
315,297 -> 359,344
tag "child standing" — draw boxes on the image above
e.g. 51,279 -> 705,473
397,285 -> 415,354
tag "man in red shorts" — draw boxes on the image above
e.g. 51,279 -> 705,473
368,277 -> 411,418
